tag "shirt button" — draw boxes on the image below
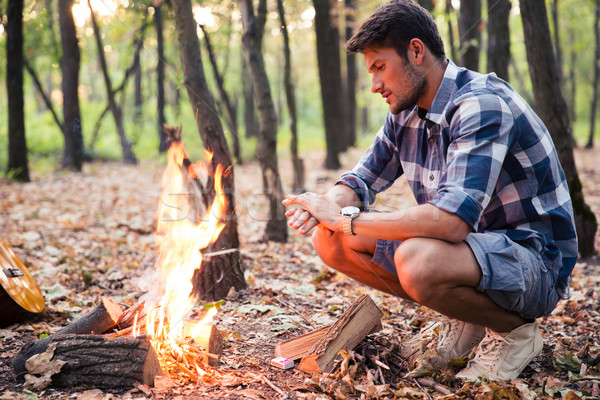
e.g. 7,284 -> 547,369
429,175 -> 435,181
429,137 -> 435,144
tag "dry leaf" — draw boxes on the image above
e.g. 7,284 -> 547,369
153,375 -> 176,391
24,343 -> 67,391
220,373 -> 243,387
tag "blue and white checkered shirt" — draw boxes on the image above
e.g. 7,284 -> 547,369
339,60 -> 578,296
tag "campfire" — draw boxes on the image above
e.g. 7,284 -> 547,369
13,140 -> 226,388
131,140 -> 226,377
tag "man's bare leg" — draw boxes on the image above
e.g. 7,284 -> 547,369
312,228 -> 527,332
393,237 -> 528,333
311,227 -> 414,300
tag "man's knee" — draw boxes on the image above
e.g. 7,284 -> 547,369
394,238 -> 439,299
312,228 -> 342,266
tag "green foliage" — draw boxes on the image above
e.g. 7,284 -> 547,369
2,0 -> 600,176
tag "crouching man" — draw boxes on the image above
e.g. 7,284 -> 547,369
283,0 -> 577,381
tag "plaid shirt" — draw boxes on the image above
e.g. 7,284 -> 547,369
339,60 -> 578,296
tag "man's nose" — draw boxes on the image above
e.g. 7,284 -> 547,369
371,77 -> 382,93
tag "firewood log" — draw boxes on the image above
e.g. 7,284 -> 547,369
27,334 -> 162,389
298,295 -> 383,374
13,296 -> 123,379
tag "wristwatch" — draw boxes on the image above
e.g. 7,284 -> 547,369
340,206 -> 361,236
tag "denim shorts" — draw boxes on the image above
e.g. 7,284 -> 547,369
372,232 -> 561,319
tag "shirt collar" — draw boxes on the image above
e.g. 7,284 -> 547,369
422,59 -> 460,125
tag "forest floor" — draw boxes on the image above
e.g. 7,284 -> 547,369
1,144 -> 600,400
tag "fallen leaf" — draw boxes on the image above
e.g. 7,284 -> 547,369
24,343 -> 67,391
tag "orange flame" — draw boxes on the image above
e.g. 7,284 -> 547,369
137,141 -> 226,374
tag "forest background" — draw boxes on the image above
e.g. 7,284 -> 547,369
1,0 -> 599,173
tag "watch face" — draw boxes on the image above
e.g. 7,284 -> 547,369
341,206 -> 361,216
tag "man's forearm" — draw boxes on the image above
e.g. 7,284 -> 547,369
352,203 -> 472,243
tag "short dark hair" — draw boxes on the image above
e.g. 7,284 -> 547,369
345,0 -> 446,61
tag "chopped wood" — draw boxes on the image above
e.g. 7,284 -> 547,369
274,326 -> 329,361
298,295 -> 383,374
115,300 -> 146,329
25,334 -> 162,389
182,321 -> 223,366
13,296 -> 123,378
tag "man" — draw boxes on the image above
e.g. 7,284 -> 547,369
283,0 -> 577,381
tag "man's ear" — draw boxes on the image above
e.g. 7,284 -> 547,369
409,39 -> 425,66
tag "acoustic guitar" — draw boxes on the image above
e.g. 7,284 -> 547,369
0,236 -> 45,327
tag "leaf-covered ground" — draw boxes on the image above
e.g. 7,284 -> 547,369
1,146 -> 599,399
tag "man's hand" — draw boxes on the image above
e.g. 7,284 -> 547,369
283,192 -> 342,235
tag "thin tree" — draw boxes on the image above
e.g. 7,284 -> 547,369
567,32 -> 577,124
88,0 -> 137,164
6,0 -> 29,181
241,54 -> 258,138
445,0 -> 458,62
486,0 -> 511,81
171,0 -> 246,300
345,0 -> 357,148
238,0 -> 288,242
587,0 -> 600,149
88,15 -> 149,152
550,0 -> 564,83
277,0 -> 305,193
155,3 -> 168,152
58,0 -> 84,171
458,0 -> 481,71
23,58 -> 63,133
520,0 -> 597,257
313,0 -> 344,169
134,41 -> 143,123
199,24 -> 241,164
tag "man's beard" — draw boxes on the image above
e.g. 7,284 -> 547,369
390,62 -> 428,114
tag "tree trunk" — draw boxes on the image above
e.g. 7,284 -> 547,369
47,0 -> 60,61
24,58 -> 64,133
88,17 -> 148,154
88,0 -> 137,165
134,34 -> 143,123
6,0 -> 30,182
587,0 -> 600,150
313,0 -> 344,169
58,0 -> 84,171
568,43 -> 577,126
445,0 -> 458,63
155,4 -> 168,153
238,0 -> 288,243
458,0 -> 481,71
345,0 -> 357,148
486,0 -> 510,81
200,25 -> 241,164
520,0 -> 597,257
550,0 -> 563,82
277,0 -> 305,193
242,55 -> 259,139
171,0 -> 247,300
